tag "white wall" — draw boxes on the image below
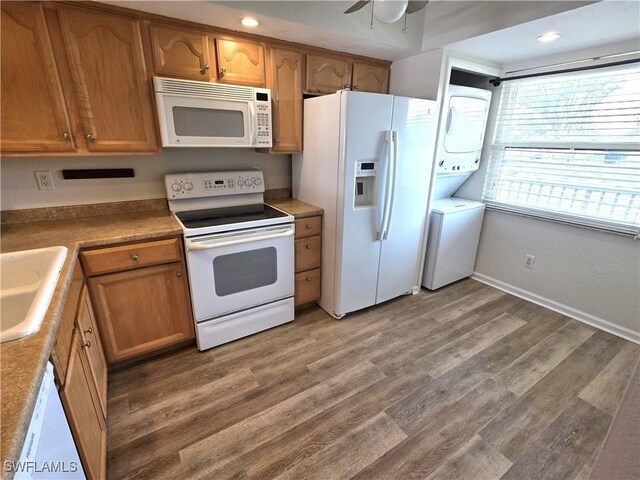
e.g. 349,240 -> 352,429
390,42 -> 640,342
457,43 -> 640,342
0,149 -> 291,210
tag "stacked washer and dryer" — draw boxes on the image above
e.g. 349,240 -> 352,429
422,84 -> 493,290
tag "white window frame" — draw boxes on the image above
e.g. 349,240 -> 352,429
482,62 -> 640,237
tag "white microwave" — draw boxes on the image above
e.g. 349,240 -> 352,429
153,77 -> 272,148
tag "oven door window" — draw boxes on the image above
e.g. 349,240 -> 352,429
212,247 -> 277,296
172,106 -> 245,138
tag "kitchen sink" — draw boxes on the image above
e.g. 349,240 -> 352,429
0,246 -> 68,343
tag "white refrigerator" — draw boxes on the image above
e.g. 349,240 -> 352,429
293,91 -> 437,318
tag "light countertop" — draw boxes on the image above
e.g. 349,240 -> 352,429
1,206 -> 181,473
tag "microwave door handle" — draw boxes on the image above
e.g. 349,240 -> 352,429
248,102 -> 257,145
187,228 -> 294,251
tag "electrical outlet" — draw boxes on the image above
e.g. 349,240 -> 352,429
34,171 -> 55,190
525,254 -> 535,268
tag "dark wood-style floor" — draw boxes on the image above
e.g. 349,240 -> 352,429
107,279 -> 639,480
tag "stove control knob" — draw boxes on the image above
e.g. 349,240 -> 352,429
183,181 -> 194,191
171,181 -> 182,192
238,178 -> 245,186
254,177 -> 262,186
245,178 -> 254,186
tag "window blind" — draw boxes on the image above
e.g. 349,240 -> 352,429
482,63 -> 640,235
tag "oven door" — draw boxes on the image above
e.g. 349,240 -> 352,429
184,224 -> 294,321
158,93 -> 255,147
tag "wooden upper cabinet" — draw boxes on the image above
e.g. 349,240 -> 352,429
352,62 -> 389,94
306,54 -> 352,94
57,8 -> 158,152
149,23 -> 214,81
215,37 -> 266,87
268,47 -> 303,153
1,2 -> 74,153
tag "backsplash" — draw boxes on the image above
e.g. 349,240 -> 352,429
0,149 -> 291,211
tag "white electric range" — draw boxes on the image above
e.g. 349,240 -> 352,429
166,171 -> 295,351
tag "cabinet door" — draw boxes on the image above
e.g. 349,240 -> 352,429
305,54 -> 352,94
61,330 -> 106,480
268,47 -> 303,153
352,62 -> 389,94
215,37 -> 265,87
1,2 -> 74,152
88,263 -> 194,364
149,23 -> 214,81
58,8 -> 158,152
76,286 -> 107,419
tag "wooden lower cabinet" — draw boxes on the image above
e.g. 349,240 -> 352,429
76,286 -> 108,417
293,215 -> 323,307
86,244 -> 194,364
61,330 -> 107,480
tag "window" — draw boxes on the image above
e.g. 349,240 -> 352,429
482,63 -> 640,235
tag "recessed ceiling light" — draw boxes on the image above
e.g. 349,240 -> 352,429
241,17 -> 259,28
537,32 -> 561,43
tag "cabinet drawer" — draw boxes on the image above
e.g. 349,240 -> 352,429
81,238 -> 181,276
295,268 -> 320,307
295,216 -> 322,239
295,236 -> 321,272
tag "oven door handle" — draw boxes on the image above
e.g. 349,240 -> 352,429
186,227 -> 294,251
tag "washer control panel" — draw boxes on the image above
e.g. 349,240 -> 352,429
165,171 -> 265,199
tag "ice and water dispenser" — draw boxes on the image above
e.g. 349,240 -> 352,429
354,159 -> 378,207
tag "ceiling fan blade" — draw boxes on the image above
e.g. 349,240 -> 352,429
344,0 -> 371,14
406,0 -> 429,14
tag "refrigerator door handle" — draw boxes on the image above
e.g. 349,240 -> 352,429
382,130 -> 399,240
377,130 -> 393,240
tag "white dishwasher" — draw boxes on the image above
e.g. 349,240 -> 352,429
422,198 -> 485,290
14,362 -> 85,479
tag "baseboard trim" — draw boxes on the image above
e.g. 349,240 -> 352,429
472,272 -> 640,345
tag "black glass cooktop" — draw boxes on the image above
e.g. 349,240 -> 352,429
176,204 -> 288,229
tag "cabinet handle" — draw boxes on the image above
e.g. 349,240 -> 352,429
344,84 -> 350,89
63,132 -> 72,141
201,63 -> 210,72
82,340 -> 91,349
305,224 -> 312,229
354,84 -> 359,90
306,277 -> 312,282
273,137 -> 278,144
305,244 -> 312,249
83,327 -> 93,335
220,66 -> 227,77
176,272 -> 182,277
131,254 -> 139,261
86,133 -> 96,141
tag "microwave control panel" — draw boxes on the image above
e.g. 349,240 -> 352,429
165,171 -> 265,199
255,89 -> 272,148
